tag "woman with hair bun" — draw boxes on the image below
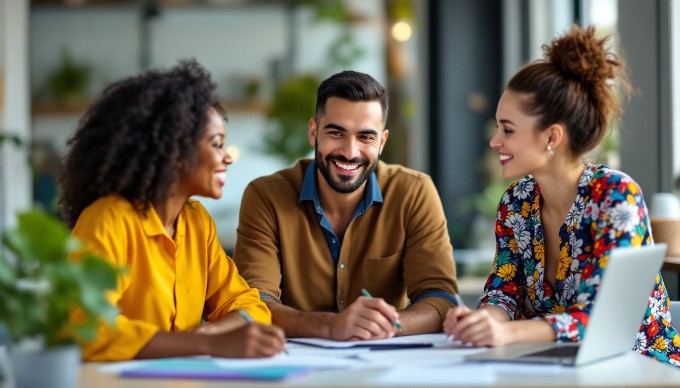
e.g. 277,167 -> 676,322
444,24 -> 680,365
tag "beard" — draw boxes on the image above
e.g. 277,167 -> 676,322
315,144 -> 378,194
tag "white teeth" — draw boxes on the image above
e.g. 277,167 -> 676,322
500,154 -> 512,161
215,172 -> 225,180
335,161 -> 359,171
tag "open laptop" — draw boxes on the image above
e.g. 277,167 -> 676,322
466,243 -> 667,366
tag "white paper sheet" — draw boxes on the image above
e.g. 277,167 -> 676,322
288,332 -> 471,349
357,347 -> 487,367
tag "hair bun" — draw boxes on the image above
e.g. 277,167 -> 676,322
543,24 -> 616,86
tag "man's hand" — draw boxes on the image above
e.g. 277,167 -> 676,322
329,296 -> 400,340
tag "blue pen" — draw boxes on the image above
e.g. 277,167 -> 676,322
360,288 -> 403,331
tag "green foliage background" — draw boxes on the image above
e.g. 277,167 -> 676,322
0,209 -> 120,348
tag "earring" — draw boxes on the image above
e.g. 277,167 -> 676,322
547,145 -> 554,158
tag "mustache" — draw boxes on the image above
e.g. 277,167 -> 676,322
326,155 -> 369,165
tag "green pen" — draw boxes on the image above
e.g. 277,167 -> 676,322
360,288 -> 403,331
238,309 -> 254,323
238,309 -> 289,355
453,293 -> 466,308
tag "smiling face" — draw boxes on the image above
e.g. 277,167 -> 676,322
176,107 -> 232,199
310,97 -> 388,194
490,90 -> 552,179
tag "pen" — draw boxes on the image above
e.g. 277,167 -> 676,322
238,309 -> 254,323
239,309 -> 289,355
453,293 -> 466,308
447,293 -> 467,343
360,288 -> 402,331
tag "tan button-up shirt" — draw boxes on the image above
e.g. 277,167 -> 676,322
233,159 -> 458,321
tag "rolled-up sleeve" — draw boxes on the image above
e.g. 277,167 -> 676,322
402,175 -> 458,321
233,182 -> 283,303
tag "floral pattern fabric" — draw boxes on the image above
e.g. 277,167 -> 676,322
479,163 -> 680,366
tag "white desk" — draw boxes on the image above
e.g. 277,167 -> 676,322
79,349 -> 680,387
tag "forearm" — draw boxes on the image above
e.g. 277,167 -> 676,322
193,312 -> 244,335
266,300 -> 335,338
479,304 -> 512,322
480,305 -> 557,343
480,305 -> 556,343
504,319 -> 557,343
135,323 -> 287,359
134,331 -> 211,359
398,301 -> 445,335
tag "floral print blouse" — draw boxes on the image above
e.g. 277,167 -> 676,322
479,163 -> 680,366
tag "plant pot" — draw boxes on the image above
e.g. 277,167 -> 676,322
9,344 -> 81,388
0,346 -> 14,388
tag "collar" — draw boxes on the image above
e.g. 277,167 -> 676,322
141,204 -> 186,239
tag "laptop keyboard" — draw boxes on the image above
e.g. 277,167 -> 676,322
520,346 -> 580,359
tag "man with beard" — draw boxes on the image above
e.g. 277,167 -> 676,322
233,71 -> 458,340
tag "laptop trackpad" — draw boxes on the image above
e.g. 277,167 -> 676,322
518,345 -> 579,364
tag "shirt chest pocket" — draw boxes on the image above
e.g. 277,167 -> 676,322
362,251 -> 404,304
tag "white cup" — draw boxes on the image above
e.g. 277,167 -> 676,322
649,193 -> 680,219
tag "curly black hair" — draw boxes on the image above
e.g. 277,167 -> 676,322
58,59 -> 219,227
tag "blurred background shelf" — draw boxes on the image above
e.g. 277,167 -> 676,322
32,99 -> 269,116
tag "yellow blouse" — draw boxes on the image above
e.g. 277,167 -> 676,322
71,195 -> 270,361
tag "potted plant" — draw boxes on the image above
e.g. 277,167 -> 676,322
261,1 -> 363,164
262,74 -> 320,164
0,209 -> 120,388
43,48 -> 93,108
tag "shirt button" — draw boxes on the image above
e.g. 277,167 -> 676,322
339,263 -> 345,269
332,238 -> 336,244
339,300 -> 344,304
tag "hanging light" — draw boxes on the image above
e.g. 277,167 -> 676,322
226,145 -> 240,163
391,20 -> 412,42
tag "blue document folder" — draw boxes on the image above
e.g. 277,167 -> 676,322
120,358 -> 309,381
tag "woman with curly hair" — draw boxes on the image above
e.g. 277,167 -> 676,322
444,25 -> 680,366
59,59 -> 285,361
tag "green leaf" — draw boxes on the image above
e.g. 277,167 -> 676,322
16,210 -> 70,264
98,303 -> 120,326
0,133 -> 23,147
263,74 -> 320,164
45,48 -> 92,101
81,254 -> 119,290
3,230 -> 37,267
0,254 -> 15,285
74,323 -> 97,343
0,208 -> 121,348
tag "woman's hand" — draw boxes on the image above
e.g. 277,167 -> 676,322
443,306 -> 512,347
203,323 -> 286,358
